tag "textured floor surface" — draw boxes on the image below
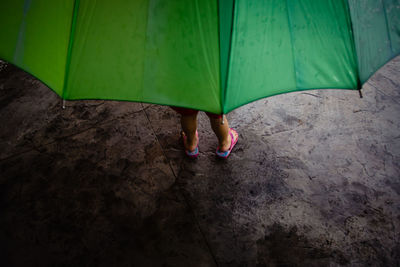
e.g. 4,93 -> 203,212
0,57 -> 399,267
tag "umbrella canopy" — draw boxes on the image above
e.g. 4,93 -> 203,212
1,0 -> 399,114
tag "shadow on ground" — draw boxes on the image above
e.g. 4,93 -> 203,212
0,58 -> 399,266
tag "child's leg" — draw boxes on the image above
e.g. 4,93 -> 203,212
208,115 -> 231,152
181,113 -> 198,151
170,107 -> 199,151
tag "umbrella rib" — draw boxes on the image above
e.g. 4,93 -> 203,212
381,0 -> 394,55
62,0 -> 81,100
285,0 -> 298,90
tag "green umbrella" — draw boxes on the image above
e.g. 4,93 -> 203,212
1,0 -> 399,114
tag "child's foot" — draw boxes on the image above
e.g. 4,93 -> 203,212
216,128 -> 238,158
182,131 -> 199,158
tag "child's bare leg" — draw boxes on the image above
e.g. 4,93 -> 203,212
181,113 -> 198,151
209,116 -> 231,152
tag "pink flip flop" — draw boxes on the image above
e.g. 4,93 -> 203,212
182,131 -> 199,158
216,128 -> 238,158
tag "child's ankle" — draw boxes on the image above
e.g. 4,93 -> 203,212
219,134 -> 231,152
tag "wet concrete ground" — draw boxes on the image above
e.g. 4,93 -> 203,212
0,57 -> 399,266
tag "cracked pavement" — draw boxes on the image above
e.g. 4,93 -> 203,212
0,57 -> 400,266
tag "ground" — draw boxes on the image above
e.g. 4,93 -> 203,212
0,57 -> 399,267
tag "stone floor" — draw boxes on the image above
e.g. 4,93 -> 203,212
0,57 -> 399,267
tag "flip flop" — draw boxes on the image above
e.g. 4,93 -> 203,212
216,128 -> 238,158
182,130 -> 199,158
